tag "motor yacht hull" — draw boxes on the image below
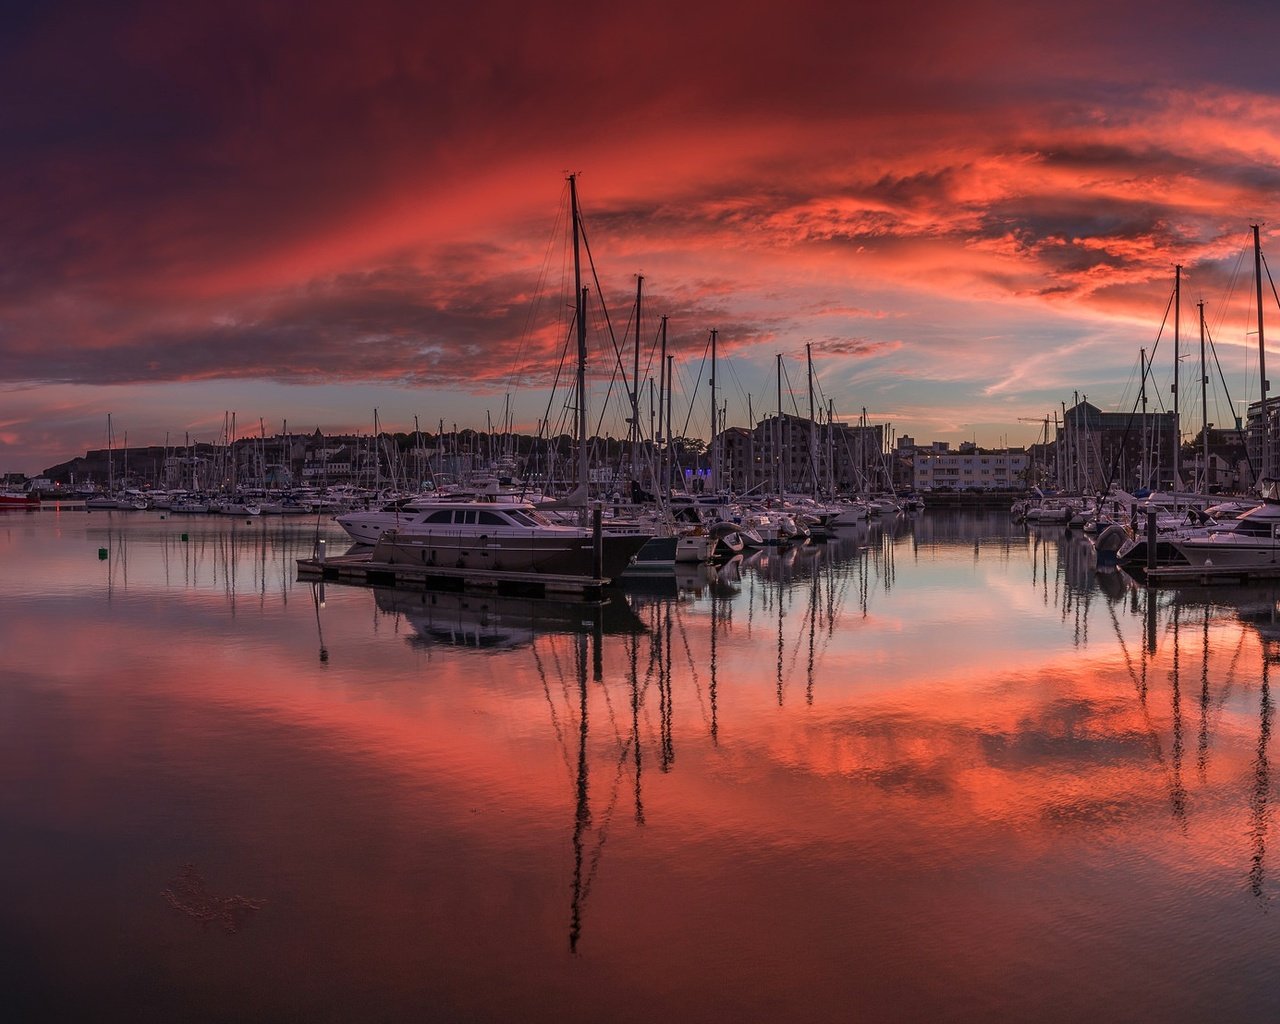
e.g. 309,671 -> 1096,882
369,528 -> 649,580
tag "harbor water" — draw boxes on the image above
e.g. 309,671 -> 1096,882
1,508 -> 1278,1022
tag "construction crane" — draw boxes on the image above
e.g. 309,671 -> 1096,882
1017,416 -> 1052,444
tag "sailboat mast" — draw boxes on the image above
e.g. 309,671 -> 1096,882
632,275 -> 643,478
1053,410 -> 1061,487
827,398 -> 834,495
648,378 -> 655,482
709,328 -> 718,494
665,353 -> 674,496
863,407 -> 870,492
658,315 -> 668,496
569,174 -> 588,497
1173,264 -> 1181,492
1140,347 -> 1148,489
1199,300 -> 1208,492
1072,392 -> 1080,492
775,353 -> 783,496
413,416 -> 420,489
1255,225 -> 1269,481
807,342 -> 816,495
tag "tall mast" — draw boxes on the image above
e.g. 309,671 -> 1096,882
658,315 -> 668,496
1140,347 -> 1148,489
807,342 -> 816,495
865,404 -> 875,491
776,353 -> 783,496
569,174 -> 588,498
1255,225 -> 1269,481
709,328 -> 718,494
1199,299 -> 1209,491
648,377 -> 655,481
375,409 -> 383,492
827,398 -> 835,495
413,415 -> 421,489
1054,410 -> 1061,487
1074,391 -> 1080,492
632,275 -> 643,478
665,353 -> 674,496
1060,401 -> 1068,492
1173,264 -> 1181,491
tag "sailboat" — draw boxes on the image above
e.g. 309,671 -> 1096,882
85,415 -> 149,510
1141,228 -> 1279,572
349,177 -> 653,582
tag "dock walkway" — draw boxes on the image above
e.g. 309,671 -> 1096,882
1142,563 -> 1280,587
296,548 -> 610,599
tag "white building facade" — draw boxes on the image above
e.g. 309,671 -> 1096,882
913,445 -> 1028,491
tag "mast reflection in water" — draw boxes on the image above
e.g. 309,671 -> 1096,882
2,510 -> 1280,1022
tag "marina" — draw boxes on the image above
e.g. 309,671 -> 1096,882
3,506 -> 1280,1022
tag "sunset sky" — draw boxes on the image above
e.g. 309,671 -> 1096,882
4,0 -> 1280,474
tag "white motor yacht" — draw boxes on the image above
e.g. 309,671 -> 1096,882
1169,500 -> 1280,568
339,499 -> 652,579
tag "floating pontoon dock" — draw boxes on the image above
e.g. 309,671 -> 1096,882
297,546 -> 611,599
1141,563 -> 1280,587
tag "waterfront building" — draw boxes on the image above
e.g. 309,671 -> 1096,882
1243,399 -> 1280,486
912,442 -> 1028,492
717,415 -> 886,495
1056,400 -> 1179,492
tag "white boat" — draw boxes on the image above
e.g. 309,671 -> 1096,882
337,493 -> 516,544
1024,498 -> 1076,524
1170,496 -> 1280,568
865,496 -> 902,516
350,499 -> 651,579
1111,493 -> 1259,568
828,501 -> 871,526
208,498 -> 261,516
85,492 -> 149,511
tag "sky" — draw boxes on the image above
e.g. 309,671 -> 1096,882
4,0 -> 1280,474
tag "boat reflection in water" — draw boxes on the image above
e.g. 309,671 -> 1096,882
370,583 -> 651,954
372,586 -> 645,651
8,510 -> 1280,1022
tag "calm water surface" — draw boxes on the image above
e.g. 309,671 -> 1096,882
1,508 -> 1278,1022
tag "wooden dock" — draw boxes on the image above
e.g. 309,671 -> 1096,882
1142,562 -> 1280,587
296,549 -> 611,600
